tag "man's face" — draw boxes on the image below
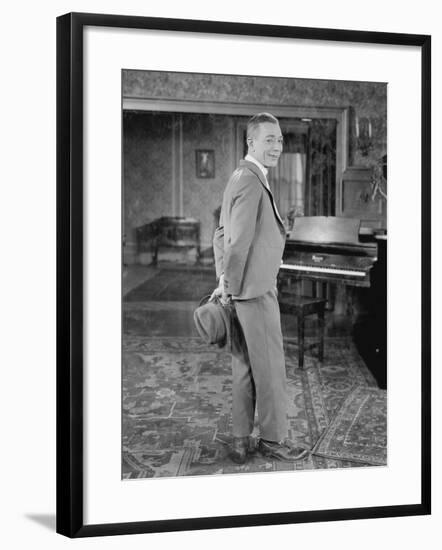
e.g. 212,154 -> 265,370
248,122 -> 283,167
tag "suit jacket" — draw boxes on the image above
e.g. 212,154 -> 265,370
213,160 -> 286,300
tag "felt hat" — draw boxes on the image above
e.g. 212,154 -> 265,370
193,295 -> 232,350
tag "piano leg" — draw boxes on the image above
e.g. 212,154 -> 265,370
333,284 -> 348,316
318,303 -> 325,363
297,312 -> 305,369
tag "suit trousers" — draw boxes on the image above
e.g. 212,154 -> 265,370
231,288 -> 289,442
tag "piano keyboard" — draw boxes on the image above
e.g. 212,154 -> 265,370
280,263 -> 366,277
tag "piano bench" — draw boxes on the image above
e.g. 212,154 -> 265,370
279,294 -> 326,369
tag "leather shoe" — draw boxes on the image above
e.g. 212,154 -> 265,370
258,438 -> 309,462
229,436 -> 250,464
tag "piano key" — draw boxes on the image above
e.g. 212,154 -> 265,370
280,263 -> 366,277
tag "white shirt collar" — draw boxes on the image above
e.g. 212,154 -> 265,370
245,154 -> 268,177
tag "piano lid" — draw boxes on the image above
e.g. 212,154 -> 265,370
288,216 -> 362,246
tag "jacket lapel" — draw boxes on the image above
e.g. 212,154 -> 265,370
240,160 -> 285,230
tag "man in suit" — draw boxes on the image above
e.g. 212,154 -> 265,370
212,113 -> 309,464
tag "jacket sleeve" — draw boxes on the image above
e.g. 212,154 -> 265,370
223,176 -> 261,296
213,224 -> 224,279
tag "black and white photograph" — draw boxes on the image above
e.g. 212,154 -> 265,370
122,69 -> 388,479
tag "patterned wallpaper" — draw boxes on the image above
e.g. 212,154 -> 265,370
123,112 -> 174,239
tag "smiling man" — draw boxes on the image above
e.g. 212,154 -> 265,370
212,112 -> 309,464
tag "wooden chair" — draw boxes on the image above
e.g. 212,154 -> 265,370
279,293 -> 326,369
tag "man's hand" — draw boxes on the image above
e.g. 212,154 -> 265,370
209,273 -> 231,305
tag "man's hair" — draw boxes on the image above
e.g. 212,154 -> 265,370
246,112 -> 279,140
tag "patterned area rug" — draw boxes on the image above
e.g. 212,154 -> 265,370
312,386 -> 387,465
122,335 -> 381,478
125,267 -> 216,302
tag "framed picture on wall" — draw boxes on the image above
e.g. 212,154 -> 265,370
56,12 -> 431,538
196,149 -> 215,178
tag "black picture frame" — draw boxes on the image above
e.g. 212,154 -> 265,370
196,149 -> 215,178
56,12 -> 431,538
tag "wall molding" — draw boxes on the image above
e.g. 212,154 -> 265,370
124,96 -> 347,119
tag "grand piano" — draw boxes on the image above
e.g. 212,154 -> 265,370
279,216 -> 387,388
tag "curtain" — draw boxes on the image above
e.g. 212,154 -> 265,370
269,152 -> 306,226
